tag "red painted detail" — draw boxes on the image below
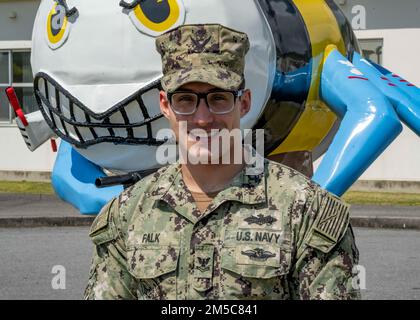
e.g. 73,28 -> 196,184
5,87 -> 29,126
400,79 -> 408,83
392,74 -> 400,78
381,76 -> 389,81
348,76 -> 369,81
407,84 -> 415,87
51,139 -> 58,153
388,83 -> 397,87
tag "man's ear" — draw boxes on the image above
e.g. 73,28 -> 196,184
159,90 -> 171,119
240,89 -> 251,118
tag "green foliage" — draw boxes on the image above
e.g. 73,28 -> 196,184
343,191 -> 420,206
0,181 -> 54,194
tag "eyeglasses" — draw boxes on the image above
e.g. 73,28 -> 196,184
167,90 -> 243,115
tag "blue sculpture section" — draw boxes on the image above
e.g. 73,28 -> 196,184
52,141 -> 123,215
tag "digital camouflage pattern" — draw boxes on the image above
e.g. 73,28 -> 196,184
155,24 -> 250,92
84,155 -> 361,300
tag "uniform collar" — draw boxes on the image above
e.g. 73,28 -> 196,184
149,145 -> 267,224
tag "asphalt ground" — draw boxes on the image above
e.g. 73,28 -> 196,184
0,227 -> 419,300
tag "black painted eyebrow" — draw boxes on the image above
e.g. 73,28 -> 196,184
55,0 -> 78,17
119,0 -> 142,10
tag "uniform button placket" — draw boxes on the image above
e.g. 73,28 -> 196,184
187,224 -> 199,299
177,222 -> 194,300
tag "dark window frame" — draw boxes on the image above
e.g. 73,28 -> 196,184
358,38 -> 384,65
0,48 -> 35,125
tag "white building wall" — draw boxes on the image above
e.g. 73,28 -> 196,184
0,126 -> 56,171
355,28 -> 420,181
0,0 -> 47,175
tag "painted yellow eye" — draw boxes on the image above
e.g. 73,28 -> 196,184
126,0 -> 186,37
46,3 -> 71,49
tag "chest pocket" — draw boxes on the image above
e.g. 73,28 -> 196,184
127,245 -> 180,300
220,242 -> 292,299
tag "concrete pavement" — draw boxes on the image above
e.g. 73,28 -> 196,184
0,193 -> 419,229
350,204 -> 420,230
0,194 -> 93,228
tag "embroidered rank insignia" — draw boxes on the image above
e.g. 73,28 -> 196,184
241,248 -> 276,262
196,257 -> 211,272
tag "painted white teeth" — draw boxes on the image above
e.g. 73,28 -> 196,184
41,76 -> 158,144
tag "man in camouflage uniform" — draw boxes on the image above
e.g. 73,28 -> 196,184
84,24 -> 360,300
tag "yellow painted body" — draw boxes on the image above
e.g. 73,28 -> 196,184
269,0 -> 347,155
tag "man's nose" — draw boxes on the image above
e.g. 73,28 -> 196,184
192,98 -> 214,126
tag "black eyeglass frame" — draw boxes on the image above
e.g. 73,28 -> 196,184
166,89 -> 244,115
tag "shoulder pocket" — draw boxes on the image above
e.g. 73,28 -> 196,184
127,245 -> 180,279
89,198 -> 118,245
219,243 -> 292,299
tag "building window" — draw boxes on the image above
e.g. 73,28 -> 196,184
0,49 -> 36,123
358,38 -> 383,65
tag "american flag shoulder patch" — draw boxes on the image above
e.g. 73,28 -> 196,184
314,193 -> 350,242
305,191 -> 350,253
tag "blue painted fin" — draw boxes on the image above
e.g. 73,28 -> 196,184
313,47 -> 402,196
359,57 -> 420,136
51,141 -> 123,215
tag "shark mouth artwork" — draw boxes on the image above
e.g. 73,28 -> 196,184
34,72 -> 167,149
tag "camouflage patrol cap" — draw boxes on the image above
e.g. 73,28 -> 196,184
155,24 -> 250,92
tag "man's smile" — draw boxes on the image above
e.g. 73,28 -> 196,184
188,129 -> 222,142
